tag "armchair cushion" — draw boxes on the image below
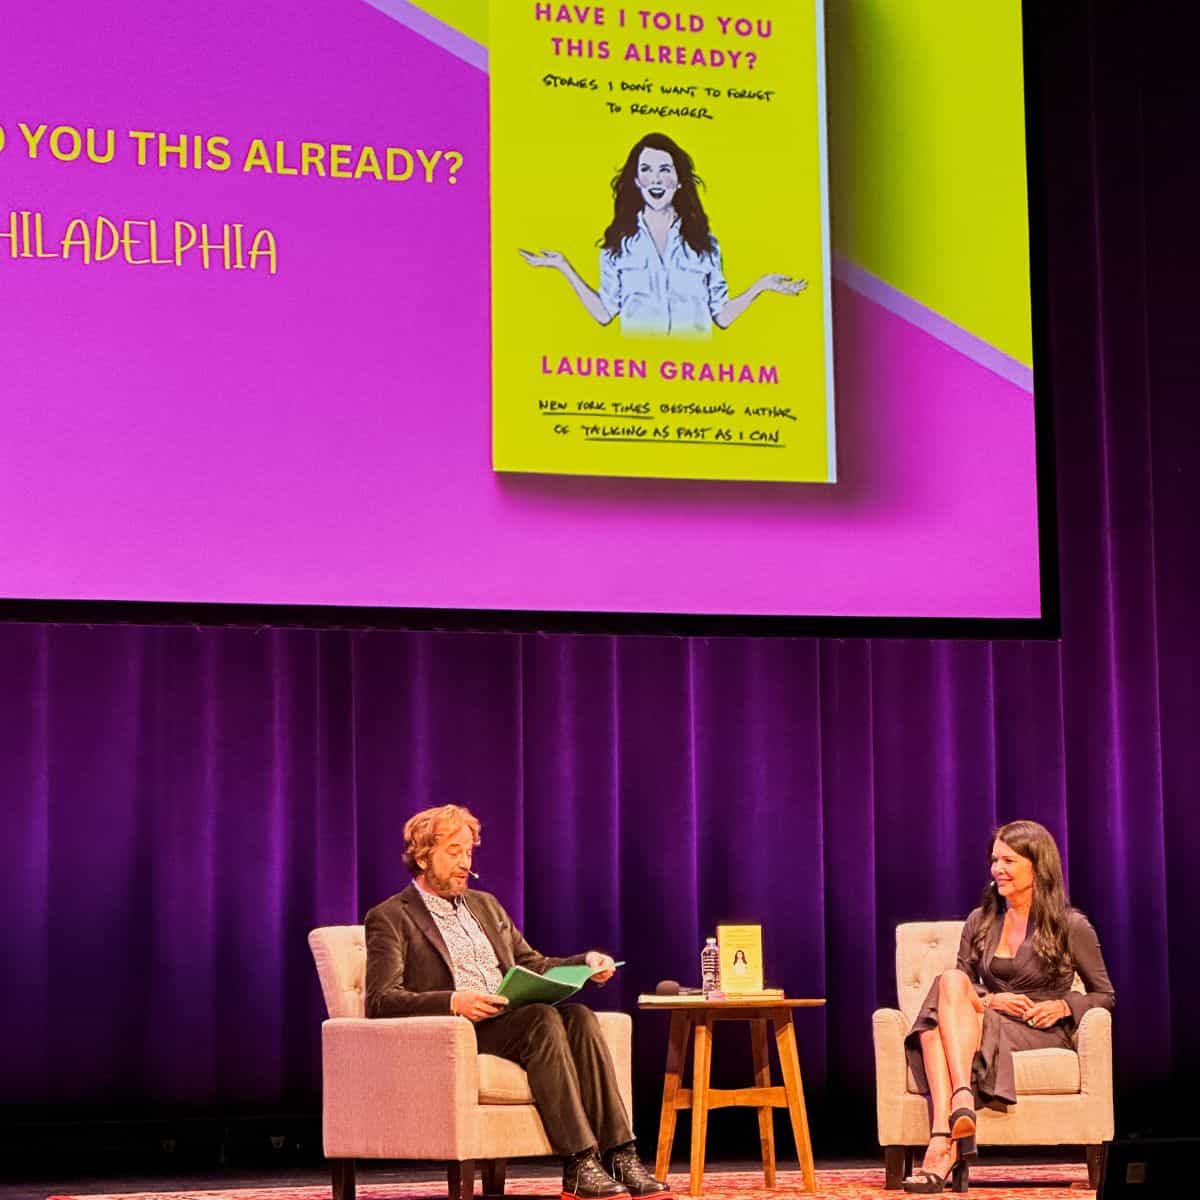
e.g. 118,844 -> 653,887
479,1055 -> 535,1104
903,1048 -> 1080,1095
1009,1049 -> 1081,1095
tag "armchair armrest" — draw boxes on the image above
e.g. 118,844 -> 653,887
595,1010 -> 634,1119
873,1008 -> 910,1095
873,1007 -> 912,1146
1076,1007 -> 1113,1098
321,1016 -> 479,1160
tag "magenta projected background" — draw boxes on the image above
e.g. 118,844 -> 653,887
0,0 -> 1042,619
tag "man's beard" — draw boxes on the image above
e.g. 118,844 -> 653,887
425,866 -> 466,897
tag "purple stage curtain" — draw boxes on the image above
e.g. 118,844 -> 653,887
1,2 -> 1197,1145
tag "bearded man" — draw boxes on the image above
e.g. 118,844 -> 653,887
365,804 -> 668,1200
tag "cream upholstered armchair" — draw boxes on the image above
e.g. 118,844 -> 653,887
309,925 -> 634,1200
872,920 -> 1113,1190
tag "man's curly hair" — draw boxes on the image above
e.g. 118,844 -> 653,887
402,804 -> 481,875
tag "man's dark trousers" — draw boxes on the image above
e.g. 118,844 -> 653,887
474,1003 -> 632,1155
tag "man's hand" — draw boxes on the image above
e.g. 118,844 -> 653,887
989,992 -> 1033,1019
586,951 -> 617,985
1024,998 -> 1071,1029
452,991 -> 509,1022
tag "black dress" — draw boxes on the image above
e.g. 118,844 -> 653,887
904,906 -> 1115,1107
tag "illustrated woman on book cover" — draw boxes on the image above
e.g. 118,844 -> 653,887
520,132 -> 806,338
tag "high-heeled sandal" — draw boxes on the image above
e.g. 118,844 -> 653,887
949,1085 -> 977,1151
902,1133 -> 970,1194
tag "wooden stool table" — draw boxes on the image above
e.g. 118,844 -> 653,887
638,996 -> 825,1197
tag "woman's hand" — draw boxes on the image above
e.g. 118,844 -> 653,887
755,273 -> 808,296
719,274 -> 807,327
585,950 -> 617,984
1024,998 -> 1071,1029
520,250 -> 611,325
988,991 -> 1034,1019
451,991 -> 509,1022
519,249 -> 569,272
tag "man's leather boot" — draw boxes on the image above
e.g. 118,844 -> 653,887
603,1144 -> 672,1198
562,1149 -> 629,1200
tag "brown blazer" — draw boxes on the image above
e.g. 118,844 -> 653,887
364,883 -> 589,1018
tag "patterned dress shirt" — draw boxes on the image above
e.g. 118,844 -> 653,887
417,885 -> 504,994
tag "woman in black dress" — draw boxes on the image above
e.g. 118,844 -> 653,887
901,820 -> 1115,1193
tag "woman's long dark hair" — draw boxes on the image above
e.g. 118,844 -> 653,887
973,819 -> 1073,978
601,132 -> 714,259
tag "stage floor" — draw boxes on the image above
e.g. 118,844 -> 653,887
3,1153 -> 1096,1200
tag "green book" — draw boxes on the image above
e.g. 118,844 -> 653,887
496,961 -> 625,1007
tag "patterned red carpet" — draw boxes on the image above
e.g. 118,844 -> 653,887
46,1164 -> 1094,1200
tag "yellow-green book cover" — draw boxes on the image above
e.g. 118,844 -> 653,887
490,1 -> 836,483
718,922 -> 764,993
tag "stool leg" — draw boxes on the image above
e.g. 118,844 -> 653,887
655,1011 -> 690,1182
688,1015 -> 713,1197
773,1010 -> 816,1192
750,1019 -> 777,1188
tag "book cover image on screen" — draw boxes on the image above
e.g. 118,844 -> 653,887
491,1 -> 835,486
0,1 -> 1047,627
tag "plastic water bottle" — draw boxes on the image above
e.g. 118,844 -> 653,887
701,936 -> 720,996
